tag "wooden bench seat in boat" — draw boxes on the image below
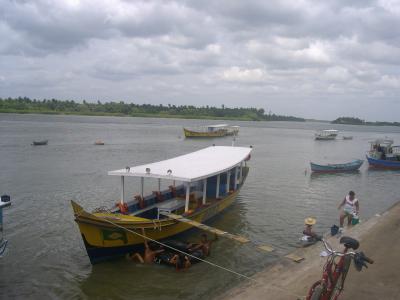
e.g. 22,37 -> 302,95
131,197 -> 186,218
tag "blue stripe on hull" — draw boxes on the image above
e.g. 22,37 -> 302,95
366,156 -> 400,169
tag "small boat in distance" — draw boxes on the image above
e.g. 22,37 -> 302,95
94,140 -> 105,145
315,130 -> 338,140
32,140 -> 48,146
183,124 -> 239,138
366,139 -> 400,169
71,145 -> 252,263
310,159 -> 364,173
343,136 -> 353,140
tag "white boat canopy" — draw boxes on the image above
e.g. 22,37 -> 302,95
318,129 -> 339,133
108,146 -> 252,182
207,124 -> 229,128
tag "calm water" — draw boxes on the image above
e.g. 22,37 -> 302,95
1,114 -> 399,299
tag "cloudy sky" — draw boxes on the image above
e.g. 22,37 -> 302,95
1,0 -> 399,121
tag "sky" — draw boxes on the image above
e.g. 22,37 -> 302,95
1,0 -> 400,121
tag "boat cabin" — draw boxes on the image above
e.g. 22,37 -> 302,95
107,146 -> 252,220
207,124 -> 229,132
369,139 -> 400,161
315,129 -> 338,140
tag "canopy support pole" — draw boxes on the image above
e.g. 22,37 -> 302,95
158,178 -> 161,192
202,179 -> 207,205
185,183 -> 190,212
239,162 -> 243,185
120,176 -> 125,204
227,171 -> 230,193
234,166 -> 238,190
140,177 -> 144,199
216,174 -> 220,198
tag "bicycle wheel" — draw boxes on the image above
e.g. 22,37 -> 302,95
329,255 -> 352,300
310,284 -> 325,300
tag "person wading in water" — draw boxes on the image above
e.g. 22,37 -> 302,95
338,191 -> 360,232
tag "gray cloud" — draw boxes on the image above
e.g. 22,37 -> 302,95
0,0 -> 399,121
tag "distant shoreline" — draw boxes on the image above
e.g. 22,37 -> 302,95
0,97 -> 305,122
0,109 -> 286,121
332,117 -> 400,127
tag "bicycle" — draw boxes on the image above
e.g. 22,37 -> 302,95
306,236 -> 373,300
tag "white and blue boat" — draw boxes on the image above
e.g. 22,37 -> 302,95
366,139 -> 400,169
310,160 -> 364,173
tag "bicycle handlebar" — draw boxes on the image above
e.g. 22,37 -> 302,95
320,238 -> 374,266
320,238 -> 356,257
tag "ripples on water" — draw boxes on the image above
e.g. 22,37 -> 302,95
0,114 -> 399,299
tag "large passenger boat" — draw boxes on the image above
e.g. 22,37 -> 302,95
71,146 -> 252,264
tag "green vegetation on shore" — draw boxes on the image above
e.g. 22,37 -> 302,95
0,97 -> 305,122
332,117 -> 400,127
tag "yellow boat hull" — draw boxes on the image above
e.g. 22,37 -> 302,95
72,189 -> 240,263
183,128 -> 227,138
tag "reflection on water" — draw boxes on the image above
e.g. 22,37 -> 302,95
309,170 -> 362,180
0,114 -> 400,299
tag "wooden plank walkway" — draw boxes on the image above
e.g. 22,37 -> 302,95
161,212 -> 274,252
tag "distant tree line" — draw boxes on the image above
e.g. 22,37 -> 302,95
332,117 -> 400,127
0,97 -> 305,122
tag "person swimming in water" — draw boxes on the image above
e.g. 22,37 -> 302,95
188,233 -> 218,257
126,228 -> 164,264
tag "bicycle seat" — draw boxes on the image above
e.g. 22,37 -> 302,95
339,236 -> 359,250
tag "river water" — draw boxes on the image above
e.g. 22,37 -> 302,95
0,114 -> 399,299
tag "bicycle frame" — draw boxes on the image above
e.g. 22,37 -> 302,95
307,241 -> 352,300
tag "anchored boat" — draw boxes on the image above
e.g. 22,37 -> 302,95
32,140 -> 48,146
366,139 -> 400,169
183,124 -> 239,138
314,130 -> 338,140
94,139 -> 105,145
72,146 -> 252,264
310,160 -> 364,173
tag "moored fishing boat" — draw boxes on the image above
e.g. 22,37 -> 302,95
366,139 -> 400,169
183,124 -> 239,138
310,159 -> 363,173
314,130 -> 338,140
32,140 -> 48,146
342,136 -> 353,140
94,139 -> 105,145
71,146 -> 252,264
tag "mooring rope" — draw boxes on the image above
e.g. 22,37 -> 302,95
86,212 -> 306,299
